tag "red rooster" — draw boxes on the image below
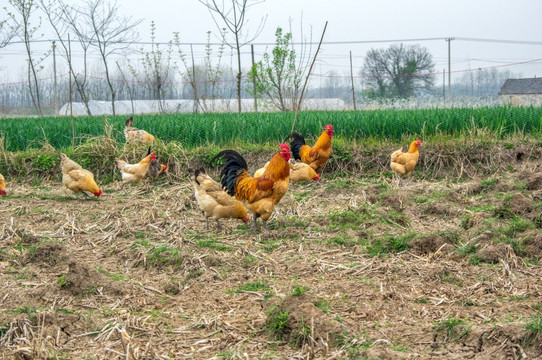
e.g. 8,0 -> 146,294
212,143 -> 291,231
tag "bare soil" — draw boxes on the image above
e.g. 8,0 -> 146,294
1,164 -> 542,359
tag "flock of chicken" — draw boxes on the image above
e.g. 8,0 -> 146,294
0,117 -> 422,232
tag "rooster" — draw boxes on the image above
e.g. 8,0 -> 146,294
390,139 -> 422,182
212,143 -> 291,231
59,153 -> 102,199
188,167 -> 249,230
287,124 -> 333,174
124,116 -> 154,145
116,149 -> 155,189
147,159 -> 169,180
0,173 -> 6,196
254,161 -> 319,184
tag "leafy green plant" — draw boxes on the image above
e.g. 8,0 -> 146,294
57,273 -> 71,288
291,286 -> 308,296
265,305 -> 290,340
314,298 -> 331,314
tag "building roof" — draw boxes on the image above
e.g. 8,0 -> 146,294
499,78 -> 542,95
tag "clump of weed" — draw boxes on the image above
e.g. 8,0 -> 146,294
523,314 -> 542,347
433,317 -> 471,342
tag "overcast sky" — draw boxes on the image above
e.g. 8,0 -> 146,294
1,0 -> 542,83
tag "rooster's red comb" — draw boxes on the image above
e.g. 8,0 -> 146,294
279,143 -> 290,152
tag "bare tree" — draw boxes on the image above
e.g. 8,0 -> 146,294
75,0 -> 141,116
39,0 -> 95,115
173,29 -> 228,112
129,21 -> 172,113
7,0 -> 47,116
0,0 -> 19,49
198,0 -> 266,113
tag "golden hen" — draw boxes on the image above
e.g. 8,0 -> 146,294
254,161 -> 319,184
116,149 -> 155,189
188,167 -> 249,230
59,153 -> 102,199
390,139 -> 422,181
0,173 -> 6,196
124,116 -> 154,145
287,124 -> 333,174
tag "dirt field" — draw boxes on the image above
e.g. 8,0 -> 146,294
1,163 -> 542,359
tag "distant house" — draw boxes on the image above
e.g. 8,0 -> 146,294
498,78 -> 542,106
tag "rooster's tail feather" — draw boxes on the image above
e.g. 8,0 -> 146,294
286,132 -> 306,161
211,150 -> 249,196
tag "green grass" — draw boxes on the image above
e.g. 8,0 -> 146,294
363,233 -> 414,257
2,106 -> 542,151
146,245 -> 183,267
433,317 -> 470,341
524,314 -> 542,346
195,238 -> 230,251
231,281 -> 271,294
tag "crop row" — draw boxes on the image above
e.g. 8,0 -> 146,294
1,107 -> 541,151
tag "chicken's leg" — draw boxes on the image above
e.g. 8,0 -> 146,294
262,220 -> 269,231
394,173 -> 401,187
252,215 -> 258,232
205,217 -> 210,230
216,220 -> 223,230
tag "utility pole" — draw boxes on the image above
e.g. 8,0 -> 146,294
251,44 -> 257,112
52,41 -> 58,115
442,69 -> 445,100
190,44 -> 198,113
349,51 -> 357,110
446,37 -> 454,99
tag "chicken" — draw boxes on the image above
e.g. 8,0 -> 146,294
0,173 -> 6,196
116,149 -> 156,188
390,139 -> 422,181
254,161 -> 319,184
147,159 -> 169,180
212,143 -> 291,231
124,116 -> 154,145
287,124 -> 333,174
59,153 -> 102,199
188,167 -> 249,230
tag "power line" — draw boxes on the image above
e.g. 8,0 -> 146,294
5,36 -> 542,47
456,37 -> 542,45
